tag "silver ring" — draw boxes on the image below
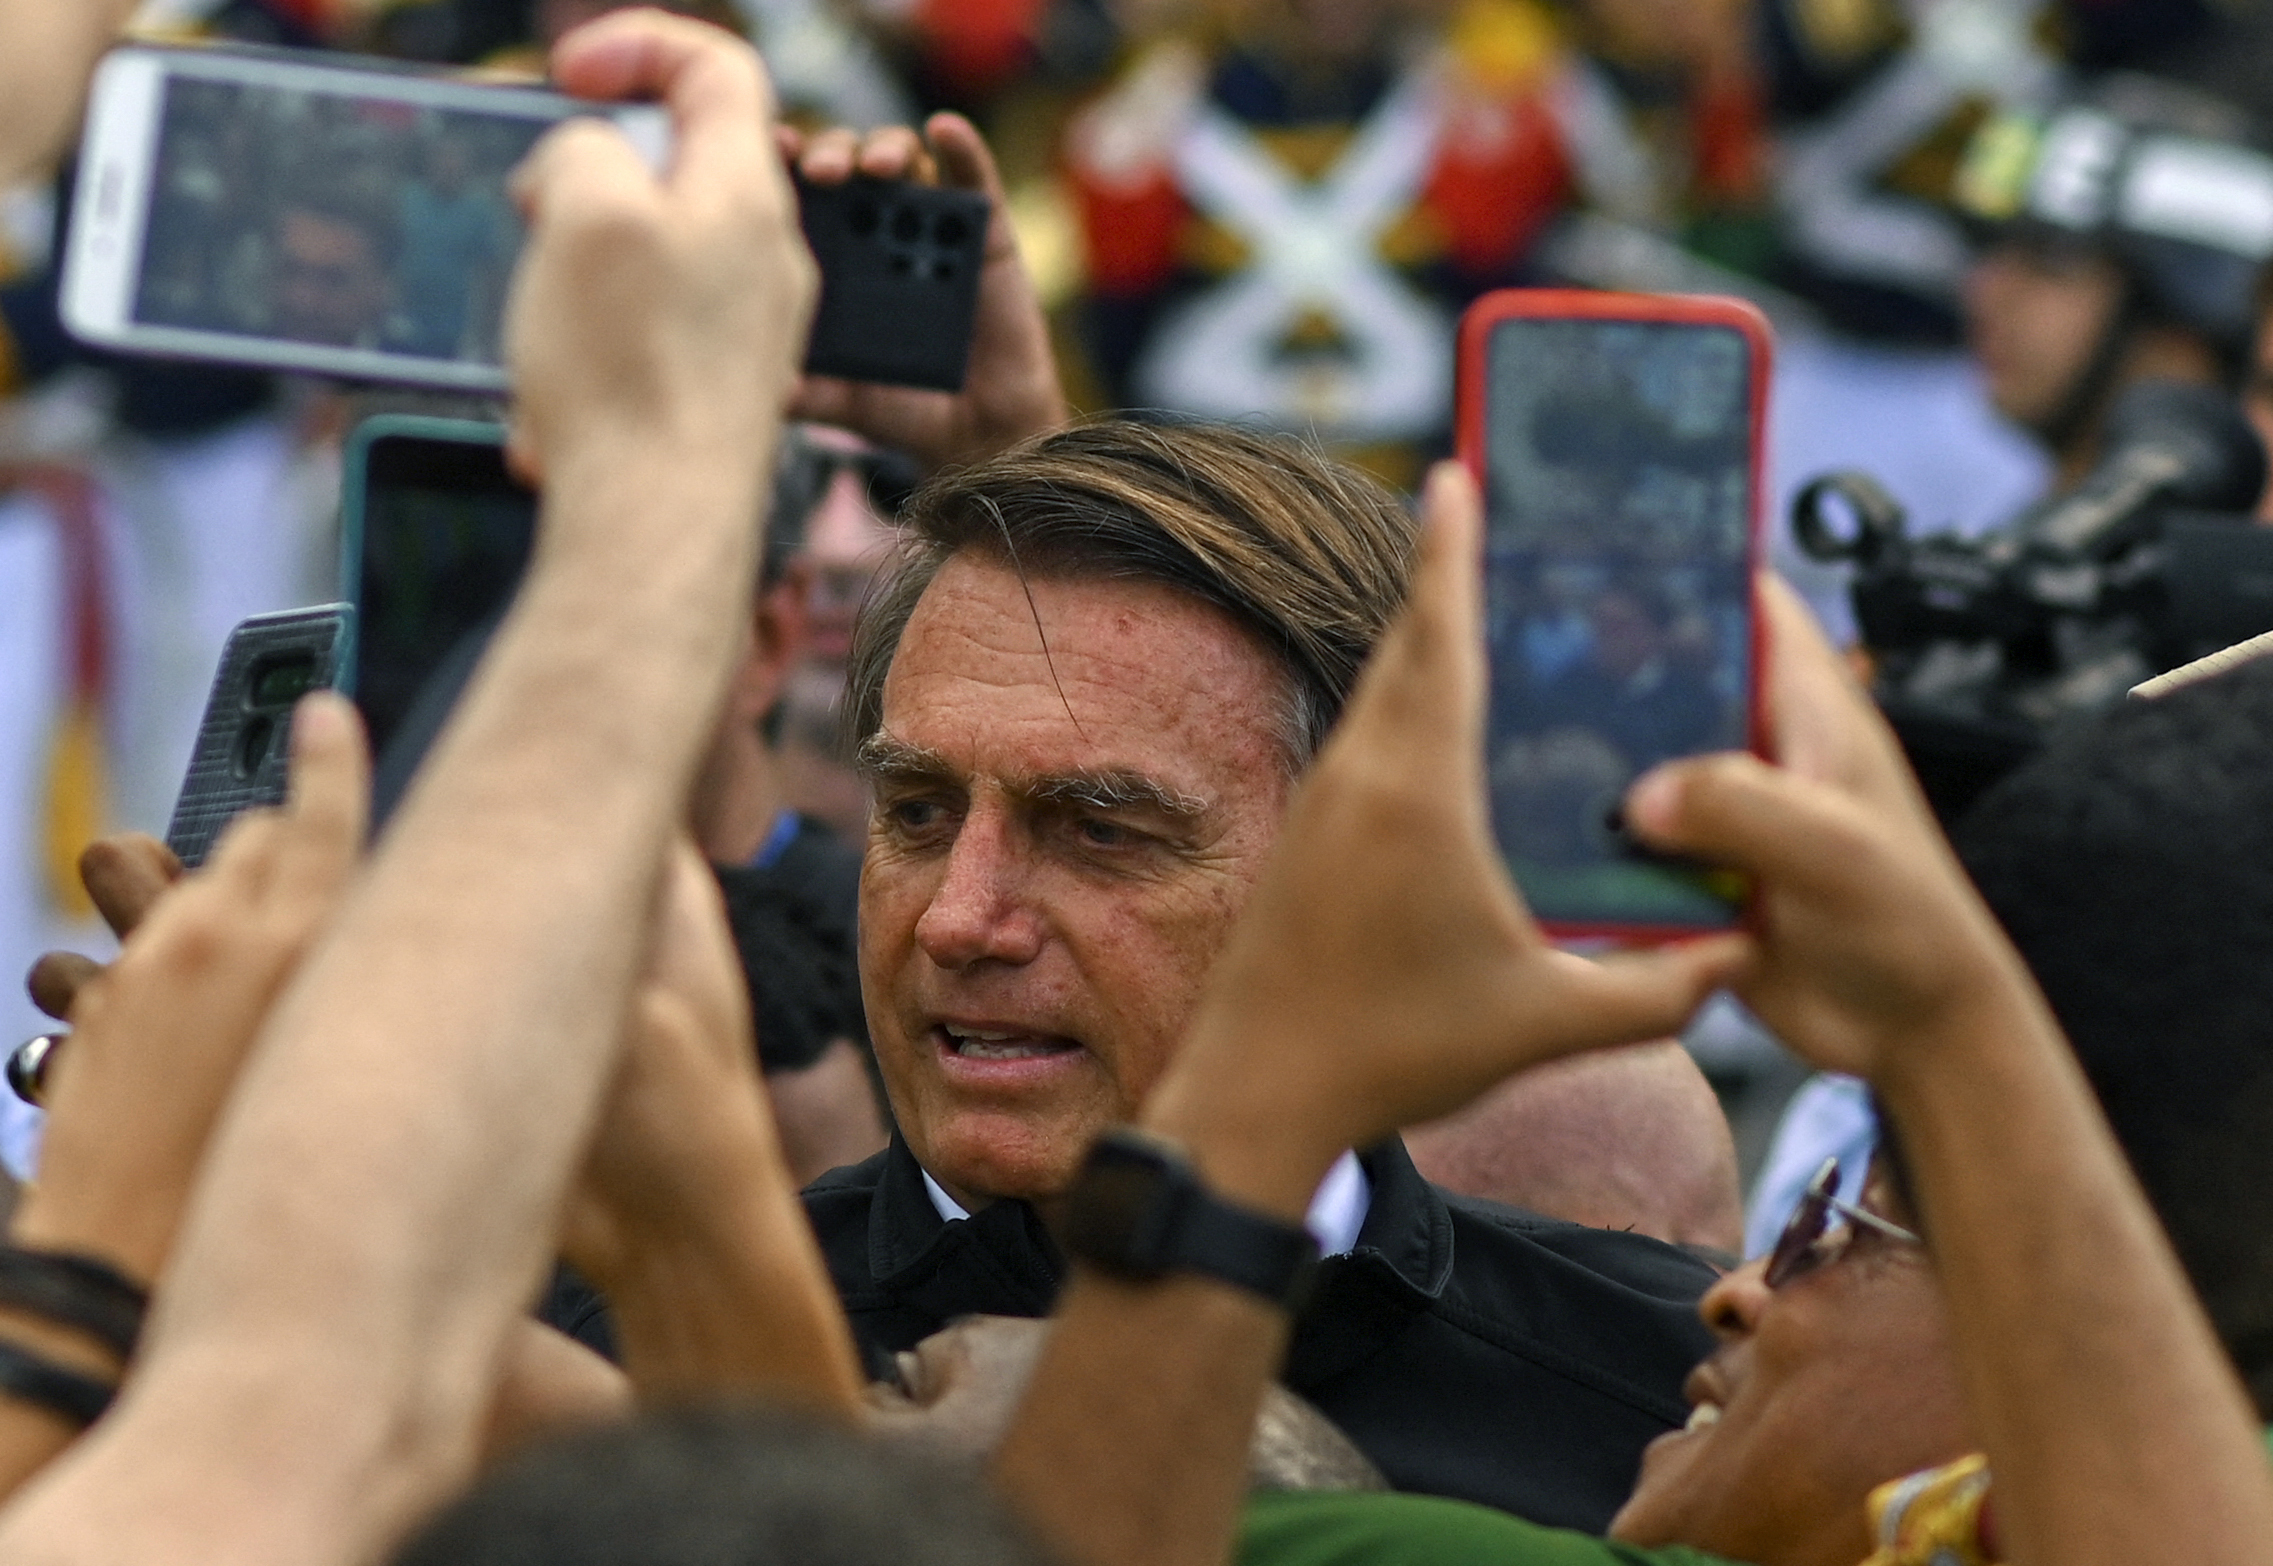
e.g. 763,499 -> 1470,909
7,1033 -> 62,1108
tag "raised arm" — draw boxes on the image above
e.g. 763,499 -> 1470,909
0,14 -> 816,1565
1624,581 -> 2273,1566
558,843 -> 863,1415
0,707 -> 365,1506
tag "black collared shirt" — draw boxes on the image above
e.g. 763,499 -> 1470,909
804,1136 -> 1717,1532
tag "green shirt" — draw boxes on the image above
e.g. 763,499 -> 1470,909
1244,1429 -> 2273,1566
1239,1489 -> 1737,1566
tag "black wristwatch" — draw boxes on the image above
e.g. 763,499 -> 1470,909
1058,1128 -> 1320,1311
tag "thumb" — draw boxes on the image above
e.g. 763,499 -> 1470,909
1540,934 -> 1755,1052
1624,752 -> 1877,897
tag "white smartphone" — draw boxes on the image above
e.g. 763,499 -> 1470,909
63,44 -> 669,392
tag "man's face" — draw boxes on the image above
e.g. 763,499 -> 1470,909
274,209 -> 389,347
1610,1176 -> 1970,1566
859,553 -> 1296,1208
1964,239 -> 2126,436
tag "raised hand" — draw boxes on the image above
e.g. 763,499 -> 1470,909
782,114 -> 1068,472
16,695 -> 368,1286
560,841 -> 861,1412
504,8 -> 816,492
1620,577 -> 2040,1087
1144,465 -> 1751,1211
560,841 -> 779,1292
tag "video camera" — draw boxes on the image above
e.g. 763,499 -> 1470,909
1795,379 -> 2273,818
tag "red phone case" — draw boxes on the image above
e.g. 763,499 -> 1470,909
1454,288 -> 1773,945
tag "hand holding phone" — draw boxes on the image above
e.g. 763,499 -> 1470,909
503,9 -> 815,485
1456,289 -> 1769,939
165,604 -> 356,869
785,114 -> 1069,471
62,33 -> 992,406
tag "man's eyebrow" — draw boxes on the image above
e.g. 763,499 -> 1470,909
854,737 -> 1209,819
855,735 -> 956,783
1021,769 -> 1210,819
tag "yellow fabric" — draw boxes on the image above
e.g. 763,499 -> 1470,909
41,697 -> 105,921
1860,1453 -> 1996,1566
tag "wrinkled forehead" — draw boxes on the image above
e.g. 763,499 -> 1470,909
879,550 -> 1308,776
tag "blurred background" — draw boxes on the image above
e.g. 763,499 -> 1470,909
7,0 -> 2273,1189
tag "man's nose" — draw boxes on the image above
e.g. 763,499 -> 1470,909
1699,1257 -> 1772,1342
914,807 -> 1044,970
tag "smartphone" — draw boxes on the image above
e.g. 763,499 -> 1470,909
63,44 -> 991,395
1456,290 -> 1768,940
337,414 -> 535,823
62,44 -> 668,392
797,174 -> 989,391
165,602 -> 356,868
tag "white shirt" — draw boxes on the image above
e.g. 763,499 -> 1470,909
922,1149 -> 1373,1258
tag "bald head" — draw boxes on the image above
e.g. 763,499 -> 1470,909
1404,1040 -> 1742,1257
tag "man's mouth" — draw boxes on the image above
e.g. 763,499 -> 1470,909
1682,1401 -> 1722,1433
934,1025 -> 1080,1062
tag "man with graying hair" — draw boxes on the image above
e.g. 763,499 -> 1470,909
681,418 -> 1733,1526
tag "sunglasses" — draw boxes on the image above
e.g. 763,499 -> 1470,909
1763,1157 -> 1922,1290
773,433 -> 921,529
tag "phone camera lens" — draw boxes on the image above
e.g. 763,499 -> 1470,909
848,198 -> 880,237
890,206 -> 924,243
933,212 -> 968,247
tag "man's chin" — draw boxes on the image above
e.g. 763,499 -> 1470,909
1606,1421 -> 1715,1547
912,1110 -> 1103,1209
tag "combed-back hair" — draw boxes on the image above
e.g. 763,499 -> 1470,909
842,419 -> 1418,772
1952,656 -> 2273,1415
392,1405 -> 1058,1566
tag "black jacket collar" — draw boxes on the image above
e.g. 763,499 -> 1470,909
864,1134 -> 1454,1389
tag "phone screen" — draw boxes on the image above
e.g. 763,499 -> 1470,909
350,430 -> 535,821
132,73 -> 551,370
1481,315 -> 1756,931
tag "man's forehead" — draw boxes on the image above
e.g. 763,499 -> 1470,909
876,553 -> 1292,777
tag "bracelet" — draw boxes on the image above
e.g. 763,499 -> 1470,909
0,1338 -> 114,1428
0,1247 -> 148,1363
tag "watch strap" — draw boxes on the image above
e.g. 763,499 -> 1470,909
1172,1189 -> 1321,1310
1061,1128 -> 1322,1311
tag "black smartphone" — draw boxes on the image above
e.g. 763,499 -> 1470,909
338,415 -> 534,823
1456,289 -> 1770,940
165,602 -> 356,868
797,174 -> 989,392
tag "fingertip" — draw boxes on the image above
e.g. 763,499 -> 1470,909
924,111 -> 993,188
1418,461 -> 1482,562
291,690 -> 357,756
1678,930 -> 1758,990
1624,765 -> 1683,839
